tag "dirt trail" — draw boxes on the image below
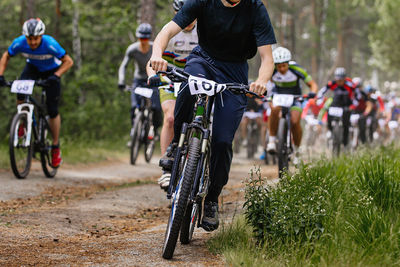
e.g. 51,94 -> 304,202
0,153 -> 278,266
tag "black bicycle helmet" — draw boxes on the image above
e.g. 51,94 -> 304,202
136,23 -> 152,39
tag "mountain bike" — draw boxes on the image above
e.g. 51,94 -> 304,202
268,94 -> 308,178
156,67 -> 258,259
4,80 -> 57,179
127,85 -> 156,165
243,111 -> 261,159
328,106 -> 349,157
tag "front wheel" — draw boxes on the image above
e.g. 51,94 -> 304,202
332,120 -> 342,157
277,118 -> 289,178
130,113 -> 143,165
9,113 -> 33,179
40,117 -> 57,178
162,137 -> 200,259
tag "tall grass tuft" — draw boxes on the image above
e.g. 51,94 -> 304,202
210,147 -> 400,266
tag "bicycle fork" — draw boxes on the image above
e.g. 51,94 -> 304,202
15,103 -> 35,147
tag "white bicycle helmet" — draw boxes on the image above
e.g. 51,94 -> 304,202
22,18 -> 45,37
334,67 -> 346,80
352,77 -> 363,87
272,47 -> 292,64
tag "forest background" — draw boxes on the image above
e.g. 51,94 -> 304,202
0,0 -> 399,142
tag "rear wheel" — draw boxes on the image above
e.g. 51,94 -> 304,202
162,137 -> 200,259
130,113 -> 143,165
277,118 -> 289,178
9,113 -> 32,179
40,117 -> 57,178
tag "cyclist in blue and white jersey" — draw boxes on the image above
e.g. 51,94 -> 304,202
147,0 -> 198,191
149,0 -> 276,232
266,47 -> 318,164
0,18 -> 74,168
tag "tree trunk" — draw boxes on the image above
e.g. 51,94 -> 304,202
311,0 -> 323,83
72,0 -> 82,71
138,0 -> 156,30
20,0 -> 25,25
26,0 -> 36,18
54,0 -> 61,39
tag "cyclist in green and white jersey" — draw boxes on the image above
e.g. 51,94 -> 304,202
147,0 -> 198,190
267,47 -> 318,164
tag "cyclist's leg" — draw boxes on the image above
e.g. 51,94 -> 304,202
160,99 -> 175,155
267,105 -> 280,152
240,116 -> 249,144
290,105 -> 303,148
358,112 -> 367,144
130,79 -> 142,124
206,89 -> 246,204
342,110 -> 351,146
41,68 -> 61,146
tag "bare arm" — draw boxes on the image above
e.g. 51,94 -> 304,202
148,21 -> 182,74
307,80 -> 318,93
0,51 -> 11,76
250,45 -> 274,96
54,54 -> 74,77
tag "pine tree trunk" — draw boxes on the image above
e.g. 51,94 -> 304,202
72,0 -> 82,71
54,0 -> 61,39
138,0 -> 156,30
26,0 -> 36,18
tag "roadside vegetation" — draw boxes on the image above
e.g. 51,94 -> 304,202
0,138 -> 138,169
209,146 -> 400,266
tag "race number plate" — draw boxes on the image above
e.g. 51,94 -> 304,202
188,75 -> 226,96
388,121 -> 399,130
328,107 -> 344,117
272,94 -> 294,108
350,114 -> 360,125
135,87 -> 153,98
11,80 -> 35,95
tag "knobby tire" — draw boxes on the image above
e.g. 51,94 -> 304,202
9,113 -> 32,179
277,118 -> 289,178
40,117 -> 57,178
162,137 -> 201,259
130,113 -> 143,165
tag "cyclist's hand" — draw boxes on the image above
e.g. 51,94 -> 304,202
148,75 -> 161,86
150,56 -> 168,72
249,81 -> 266,96
0,75 -> 6,87
44,74 -> 60,87
118,84 -> 125,91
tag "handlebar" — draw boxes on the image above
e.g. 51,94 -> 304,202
156,66 -> 261,98
3,80 -> 46,88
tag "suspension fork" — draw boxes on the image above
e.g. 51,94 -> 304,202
190,129 -> 210,202
167,123 -> 188,199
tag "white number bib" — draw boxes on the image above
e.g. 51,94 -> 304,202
188,75 -> 226,96
11,80 -> 35,95
135,87 -> 153,98
272,94 -> 294,108
328,107 -> 344,117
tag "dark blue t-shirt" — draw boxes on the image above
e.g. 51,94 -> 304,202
173,0 -> 276,62
8,35 -> 66,72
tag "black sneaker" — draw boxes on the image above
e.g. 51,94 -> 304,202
201,201 -> 219,232
159,143 -> 177,171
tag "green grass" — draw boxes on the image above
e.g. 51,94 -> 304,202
209,146 -> 400,266
0,137 -> 161,169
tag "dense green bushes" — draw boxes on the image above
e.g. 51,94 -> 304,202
210,147 -> 400,266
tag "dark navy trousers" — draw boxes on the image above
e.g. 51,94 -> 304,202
173,46 -> 248,203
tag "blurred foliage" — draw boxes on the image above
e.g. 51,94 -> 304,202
0,0 -> 397,141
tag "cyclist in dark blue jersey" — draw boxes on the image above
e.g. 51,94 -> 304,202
149,0 -> 276,232
0,18 -> 74,168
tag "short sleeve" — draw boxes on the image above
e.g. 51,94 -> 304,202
7,37 -> 23,57
172,0 -> 203,29
46,36 -> 66,59
252,3 -> 276,47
